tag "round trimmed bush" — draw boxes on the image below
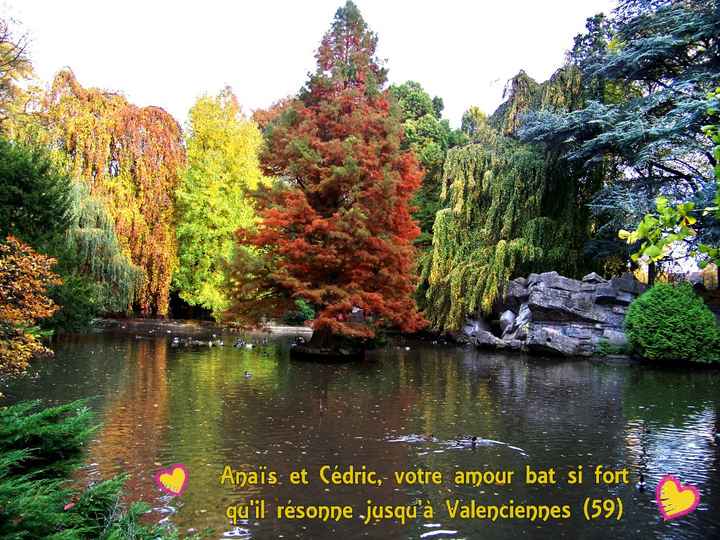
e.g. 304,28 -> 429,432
625,282 -> 720,363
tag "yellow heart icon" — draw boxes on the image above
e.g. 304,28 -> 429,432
656,475 -> 700,520
154,464 -> 188,496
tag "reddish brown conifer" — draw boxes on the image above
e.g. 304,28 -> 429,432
228,1 -> 426,339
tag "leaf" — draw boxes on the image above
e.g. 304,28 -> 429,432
643,245 -> 662,259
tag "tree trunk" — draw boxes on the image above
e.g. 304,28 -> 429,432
647,262 -> 657,287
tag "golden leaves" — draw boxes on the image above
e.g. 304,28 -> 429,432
0,236 -> 60,374
42,70 -> 185,316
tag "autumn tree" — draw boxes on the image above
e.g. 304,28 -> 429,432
32,70 -> 185,316
228,1 -> 426,343
0,16 -> 32,125
174,88 -> 265,320
0,236 -> 61,374
0,128 -> 144,329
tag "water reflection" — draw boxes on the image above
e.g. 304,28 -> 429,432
3,335 -> 719,539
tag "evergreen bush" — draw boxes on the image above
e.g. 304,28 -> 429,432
0,400 -> 198,539
625,283 -> 720,363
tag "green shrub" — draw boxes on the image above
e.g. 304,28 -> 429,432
625,282 -> 720,362
0,400 -> 203,539
44,272 -> 102,333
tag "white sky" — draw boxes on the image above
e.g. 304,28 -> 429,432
5,0 -> 616,128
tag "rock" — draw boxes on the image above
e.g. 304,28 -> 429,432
499,310 -> 516,335
528,271 -> 558,285
505,339 -> 524,350
525,325 -> 581,356
504,279 -> 530,310
462,318 -> 491,337
516,304 -> 532,326
582,272 -> 607,284
564,325 -> 594,339
528,271 -> 583,293
595,283 -> 620,304
546,274 -> 583,293
610,273 -> 647,295
602,329 -> 628,347
464,271 -> 646,357
468,329 -> 507,349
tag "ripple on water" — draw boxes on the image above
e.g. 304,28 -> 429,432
3,335 -> 719,540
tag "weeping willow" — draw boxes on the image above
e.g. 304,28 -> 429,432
489,67 -> 583,135
419,67 -> 593,332
65,181 -> 144,312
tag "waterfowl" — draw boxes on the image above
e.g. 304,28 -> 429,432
636,472 -> 646,492
455,435 -> 478,447
244,371 -> 252,379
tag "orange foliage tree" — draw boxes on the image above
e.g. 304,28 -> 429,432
228,1 -> 426,340
33,70 -> 185,316
0,236 -> 61,373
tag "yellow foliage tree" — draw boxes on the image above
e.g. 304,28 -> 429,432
174,88 -> 265,319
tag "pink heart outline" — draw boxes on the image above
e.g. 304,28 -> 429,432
655,474 -> 700,521
153,463 -> 189,497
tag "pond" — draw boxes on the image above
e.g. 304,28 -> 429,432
4,331 -> 720,539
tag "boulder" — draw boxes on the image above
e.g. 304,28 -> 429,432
610,273 -> 647,295
499,310 -> 516,335
516,304 -> 532,326
602,329 -> 628,347
582,272 -> 607,284
468,329 -> 507,350
504,279 -> 530,310
525,325 -> 581,356
463,271 -> 646,357
595,283 -> 620,304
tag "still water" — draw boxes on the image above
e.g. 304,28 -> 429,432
4,331 -> 720,539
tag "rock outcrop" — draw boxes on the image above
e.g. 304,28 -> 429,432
463,271 -> 646,356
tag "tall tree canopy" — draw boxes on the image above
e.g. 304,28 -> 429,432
30,70 -> 185,316
228,0 -> 426,339
0,138 -> 71,250
174,88 -> 265,320
0,17 -> 31,125
389,81 -> 465,246
419,68 -> 598,331
0,135 -> 140,327
520,0 -> 720,265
